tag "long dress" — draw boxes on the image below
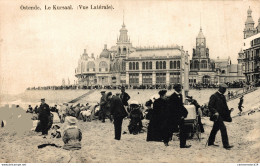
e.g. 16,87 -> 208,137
146,97 -> 167,142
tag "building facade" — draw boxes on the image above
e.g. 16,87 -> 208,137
75,22 -> 189,87
189,27 -> 245,85
241,7 -> 260,83
75,21 -> 245,87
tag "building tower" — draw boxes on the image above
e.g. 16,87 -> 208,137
244,6 -> 256,39
190,27 -> 210,71
116,15 -> 133,58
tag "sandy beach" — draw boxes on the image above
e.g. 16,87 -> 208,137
0,88 -> 259,163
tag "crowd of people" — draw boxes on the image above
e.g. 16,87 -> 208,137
26,83 -> 239,151
26,80 -> 259,91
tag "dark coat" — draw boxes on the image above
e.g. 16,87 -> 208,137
147,97 -> 168,141
38,103 -> 50,120
208,92 -> 232,122
167,92 -> 188,122
120,92 -> 130,106
165,92 -> 188,133
110,96 -> 128,119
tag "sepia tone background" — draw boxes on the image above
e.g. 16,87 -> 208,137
0,0 -> 259,95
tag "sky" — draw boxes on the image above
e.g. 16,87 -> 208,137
0,0 -> 260,94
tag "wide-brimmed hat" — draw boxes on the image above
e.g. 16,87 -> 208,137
65,116 -> 77,125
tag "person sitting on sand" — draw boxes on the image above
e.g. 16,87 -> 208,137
62,116 -> 82,150
26,105 -> 33,113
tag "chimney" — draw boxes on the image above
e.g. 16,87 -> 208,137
104,44 -> 107,50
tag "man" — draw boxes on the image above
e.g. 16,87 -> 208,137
120,86 -> 131,108
108,92 -> 128,140
38,98 -> 51,138
99,91 -> 107,123
164,84 -> 190,148
238,95 -> 244,116
208,83 -> 234,150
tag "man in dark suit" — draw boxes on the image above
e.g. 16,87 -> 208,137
99,91 -> 107,123
164,84 -> 190,148
108,92 -> 128,140
208,83 -> 234,150
38,98 -> 51,138
120,86 -> 130,107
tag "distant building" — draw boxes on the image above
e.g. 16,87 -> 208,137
189,27 -> 245,84
75,21 -> 188,86
241,7 -> 260,83
75,20 -> 245,86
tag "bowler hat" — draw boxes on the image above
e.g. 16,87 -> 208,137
41,98 -> 45,101
158,90 -> 167,96
219,83 -> 228,88
101,91 -> 106,93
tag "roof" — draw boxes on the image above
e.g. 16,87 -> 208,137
197,27 -> 205,39
100,49 -> 110,58
128,48 -> 182,59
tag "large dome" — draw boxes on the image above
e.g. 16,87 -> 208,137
100,44 -> 110,58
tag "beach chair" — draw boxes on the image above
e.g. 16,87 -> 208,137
184,105 -> 201,141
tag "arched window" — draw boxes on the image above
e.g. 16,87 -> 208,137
123,47 -> 127,54
170,61 -> 173,69
118,48 -> 121,54
99,61 -> 108,72
174,61 -> 177,69
142,62 -> 145,70
160,61 -> 162,69
146,62 -> 148,69
136,62 -> 139,70
201,60 -> 207,69
122,61 -> 126,71
156,61 -> 159,69
133,62 -> 136,70
129,62 -> 132,70
177,61 -> 180,69
194,60 -> 199,69
149,62 -> 152,69
190,61 -> 193,69
87,61 -> 95,71
163,61 -> 166,69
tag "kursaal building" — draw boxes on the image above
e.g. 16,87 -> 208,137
75,19 -> 246,87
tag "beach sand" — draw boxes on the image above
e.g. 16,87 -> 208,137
0,88 -> 259,163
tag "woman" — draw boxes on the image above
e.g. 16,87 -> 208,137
62,116 -> 82,150
146,90 -> 168,142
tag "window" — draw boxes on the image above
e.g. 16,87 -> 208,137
159,61 -> 162,69
177,61 -> 180,69
149,62 -> 152,69
136,62 -> 139,70
146,62 -> 148,70
170,61 -> 173,69
129,62 -> 132,70
129,73 -> 139,85
194,60 -> 199,69
170,72 -> 180,84
201,60 -> 207,69
133,62 -> 136,70
156,73 -> 166,84
174,61 -> 177,69
156,61 -> 159,69
142,62 -> 145,70
142,73 -> 152,85
163,61 -> 166,69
